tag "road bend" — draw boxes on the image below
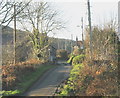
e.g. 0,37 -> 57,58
22,64 -> 71,96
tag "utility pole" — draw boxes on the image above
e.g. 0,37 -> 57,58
65,40 -> 66,50
87,0 -> 92,58
0,24 -> 2,67
14,4 -> 16,64
81,17 -> 84,49
57,38 -> 59,49
71,34 -> 73,53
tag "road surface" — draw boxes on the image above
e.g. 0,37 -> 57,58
22,64 -> 71,96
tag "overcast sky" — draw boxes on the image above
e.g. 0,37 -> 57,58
13,0 -> 120,40
43,0 -> 119,40
52,0 -> 119,40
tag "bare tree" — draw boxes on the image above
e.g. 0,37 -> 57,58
18,2 -> 64,33
0,0 -> 31,27
18,2 -> 64,59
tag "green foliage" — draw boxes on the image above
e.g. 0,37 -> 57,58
69,64 -> 83,84
61,55 -> 85,96
67,55 -> 74,64
72,54 -> 85,65
1,90 -> 20,96
29,28 -> 49,59
60,83 -> 75,96
60,63 -> 83,96
60,85 -> 69,96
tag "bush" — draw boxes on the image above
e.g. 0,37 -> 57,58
60,23 -> 118,96
67,55 -> 75,64
2,59 -> 43,91
72,46 -> 83,56
59,63 -> 83,96
69,64 -> 83,81
72,54 -> 85,65
1,90 -> 20,96
56,49 -> 68,60
75,61 -> 118,96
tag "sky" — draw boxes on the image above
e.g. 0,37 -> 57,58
47,0 -> 119,40
43,0 -> 119,40
7,0 -> 120,40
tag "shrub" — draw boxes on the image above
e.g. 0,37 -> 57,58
75,61 -> 118,96
72,54 -> 85,65
67,55 -> 75,64
69,64 -> 83,82
2,59 -> 43,91
60,23 -> 118,96
59,63 -> 83,96
1,90 -> 20,96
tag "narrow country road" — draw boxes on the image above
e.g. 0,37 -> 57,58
22,64 -> 71,96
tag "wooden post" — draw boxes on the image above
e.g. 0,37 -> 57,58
81,17 -> 84,50
87,0 -> 92,59
71,34 -> 73,53
14,4 -> 16,64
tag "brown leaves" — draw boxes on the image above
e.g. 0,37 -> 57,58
2,59 -> 43,90
74,24 -> 118,96
75,59 -> 118,96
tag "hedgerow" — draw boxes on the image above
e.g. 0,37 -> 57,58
60,63 -> 83,96
72,54 -> 85,66
60,54 -> 84,96
60,24 -> 118,96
